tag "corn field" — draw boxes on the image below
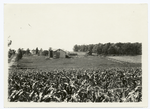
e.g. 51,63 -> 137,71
8,67 -> 142,102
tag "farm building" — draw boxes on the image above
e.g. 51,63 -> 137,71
31,50 -> 36,55
53,49 -> 67,58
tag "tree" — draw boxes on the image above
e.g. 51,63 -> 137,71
8,49 -> 12,58
87,44 -> 94,55
73,45 -> 79,52
116,42 -> 123,55
26,48 -> 30,55
102,43 -> 111,55
97,43 -> 103,55
107,44 -> 118,55
132,43 -> 142,55
8,36 -> 13,58
92,44 -> 98,53
42,50 -> 48,56
16,48 -> 23,61
36,47 -> 39,55
73,42 -> 142,56
48,47 -> 53,58
8,49 -> 16,58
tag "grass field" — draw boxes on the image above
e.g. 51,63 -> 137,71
16,55 -> 141,70
108,55 -> 141,63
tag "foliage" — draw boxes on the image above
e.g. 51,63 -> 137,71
36,47 -> 39,55
73,42 -> 142,56
73,44 -> 79,52
42,50 -> 48,56
8,49 -> 15,58
8,67 -> 142,102
26,48 -> 30,55
16,48 -> 23,61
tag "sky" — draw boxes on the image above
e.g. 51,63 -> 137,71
4,4 -> 147,51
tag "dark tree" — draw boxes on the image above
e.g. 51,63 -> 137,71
102,43 -> 111,55
8,49 -> 12,58
42,50 -> 48,56
92,44 -> 98,53
26,48 -> 30,55
73,44 -> 79,52
73,42 -> 142,56
88,44 -> 94,55
107,44 -> 119,55
16,48 -> 23,61
96,43 -> 103,55
36,47 -> 39,55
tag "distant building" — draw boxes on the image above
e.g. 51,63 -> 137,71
53,49 -> 67,58
31,50 -> 36,55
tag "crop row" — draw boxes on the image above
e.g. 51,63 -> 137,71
8,68 -> 142,102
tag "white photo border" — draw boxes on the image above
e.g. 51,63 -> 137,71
1,0 -> 150,109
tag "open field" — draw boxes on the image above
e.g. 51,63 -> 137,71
8,55 -> 142,102
15,55 -> 142,70
108,55 -> 141,64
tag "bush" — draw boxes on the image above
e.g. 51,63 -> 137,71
42,50 -> 48,56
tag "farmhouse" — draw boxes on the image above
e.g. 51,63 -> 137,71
53,49 -> 67,58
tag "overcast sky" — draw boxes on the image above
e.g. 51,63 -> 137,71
4,4 -> 147,51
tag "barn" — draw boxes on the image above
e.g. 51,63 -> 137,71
53,49 -> 67,58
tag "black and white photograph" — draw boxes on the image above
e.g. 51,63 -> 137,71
3,3 -> 148,108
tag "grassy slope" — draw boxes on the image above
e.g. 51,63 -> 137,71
17,55 -> 141,70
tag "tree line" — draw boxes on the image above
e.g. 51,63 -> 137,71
8,47 -> 49,62
73,42 -> 142,56
8,39 -> 48,62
